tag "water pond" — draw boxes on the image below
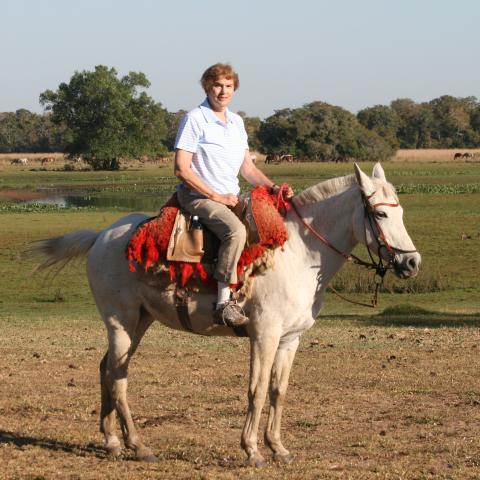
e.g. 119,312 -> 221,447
0,189 -> 171,212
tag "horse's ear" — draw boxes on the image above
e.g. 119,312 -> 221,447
354,163 -> 375,196
372,162 -> 386,182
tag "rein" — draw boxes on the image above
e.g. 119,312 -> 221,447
289,188 -> 415,308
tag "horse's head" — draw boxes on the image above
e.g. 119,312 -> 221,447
353,163 -> 421,279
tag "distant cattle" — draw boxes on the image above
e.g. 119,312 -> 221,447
265,154 -> 295,164
280,154 -> 294,163
454,152 -> 475,159
265,154 -> 279,165
41,157 -> 55,166
10,158 -> 28,166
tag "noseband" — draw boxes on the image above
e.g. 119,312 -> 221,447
362,191 -> 418,273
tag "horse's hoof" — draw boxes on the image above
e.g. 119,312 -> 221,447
245,455 -> 267,468
105,443 -> 122,458
274,453 -> 294,464
106,446 -> 122,458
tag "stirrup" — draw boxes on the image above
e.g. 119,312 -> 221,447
214,300 -> 249,327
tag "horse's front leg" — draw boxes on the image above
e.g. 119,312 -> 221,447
241,332 -> 281,467
264,337 -> 299,464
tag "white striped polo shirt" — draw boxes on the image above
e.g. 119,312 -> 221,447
174,98 -> 249,195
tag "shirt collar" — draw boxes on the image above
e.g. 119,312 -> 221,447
200,98 -> 233,124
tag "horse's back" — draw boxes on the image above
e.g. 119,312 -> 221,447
87,213 -> 150,304
89,213 -> 149,260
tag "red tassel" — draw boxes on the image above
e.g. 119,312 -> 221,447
195,263 -> 209,281
180,263 -> 194,286
126,187 -> 289,293
169,264 -> 176,282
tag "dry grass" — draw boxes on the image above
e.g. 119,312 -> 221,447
3,149 -> 480,168
393,149 -> 480,163
0,152 -> 65,162
1,315 -> 480,479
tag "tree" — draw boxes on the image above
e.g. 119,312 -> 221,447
389,98 -> 422,148
387,96 -> 480,148
357,105 -> 400,149
428,95 -> 477,147
0,109 -> 66,153
40,65 -> 168,170
164,110 -> 187,151
257,108 -> 300,155
238,113 -> 262,151
257,102 -> 394,161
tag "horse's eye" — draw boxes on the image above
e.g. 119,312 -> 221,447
375,211 -> 387,219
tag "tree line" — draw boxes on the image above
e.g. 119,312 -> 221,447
1,65 -> 479,169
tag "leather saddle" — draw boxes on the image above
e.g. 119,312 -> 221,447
166,192 -> 260,263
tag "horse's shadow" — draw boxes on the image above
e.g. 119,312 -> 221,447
324,305 -> 480,328
0,430 -> 107,459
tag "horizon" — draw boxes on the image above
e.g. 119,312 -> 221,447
2,87 -> 479,120
2,0 -> 479,119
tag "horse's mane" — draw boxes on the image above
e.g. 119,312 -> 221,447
293,174 -> 357,206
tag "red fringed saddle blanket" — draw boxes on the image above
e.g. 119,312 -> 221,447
126,186 -> 289,289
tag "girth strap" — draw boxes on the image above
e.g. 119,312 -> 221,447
176,304 -> 194,332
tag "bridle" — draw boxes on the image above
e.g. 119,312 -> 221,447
362,192 -> 418,270
286,187 -> 418,308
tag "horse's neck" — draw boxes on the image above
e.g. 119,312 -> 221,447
284,186 -> 358,293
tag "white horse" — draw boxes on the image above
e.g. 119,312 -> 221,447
32,163 -> 420,466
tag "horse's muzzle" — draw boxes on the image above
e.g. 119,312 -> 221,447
393,251 -> 421,279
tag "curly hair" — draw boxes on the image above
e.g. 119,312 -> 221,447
200,63 -> 240,92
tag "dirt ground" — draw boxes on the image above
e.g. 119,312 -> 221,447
1,315 -> 480,480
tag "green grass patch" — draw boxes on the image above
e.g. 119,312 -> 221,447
0,201 -> 98,213
396,183 -> 480,194
1,161 -> 479,322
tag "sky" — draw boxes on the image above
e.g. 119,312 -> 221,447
1,0 -> 479,119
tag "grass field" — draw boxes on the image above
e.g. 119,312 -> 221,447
1,157 -> 480,479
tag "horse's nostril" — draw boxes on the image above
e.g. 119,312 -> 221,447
407,257 -> 417,270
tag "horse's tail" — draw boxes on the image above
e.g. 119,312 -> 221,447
30,230 -> 100,271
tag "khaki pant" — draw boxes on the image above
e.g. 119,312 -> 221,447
176,188 -> 246,284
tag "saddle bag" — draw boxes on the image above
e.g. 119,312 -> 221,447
166,192 -> 261,264
232,193 -> 260,246
166,211 -> 204,263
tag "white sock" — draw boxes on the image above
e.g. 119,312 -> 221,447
216,282 -> 231,309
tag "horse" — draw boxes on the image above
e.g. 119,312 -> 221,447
10,158 -> 28,166
31,163 -> 421,467
264,153 -> 279,164
40,157 -> 55,166
279,154 -> 294,163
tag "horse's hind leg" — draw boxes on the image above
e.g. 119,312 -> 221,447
99,352 -> 122,456
100,309 -> 156,461
264,337 -> 299,464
